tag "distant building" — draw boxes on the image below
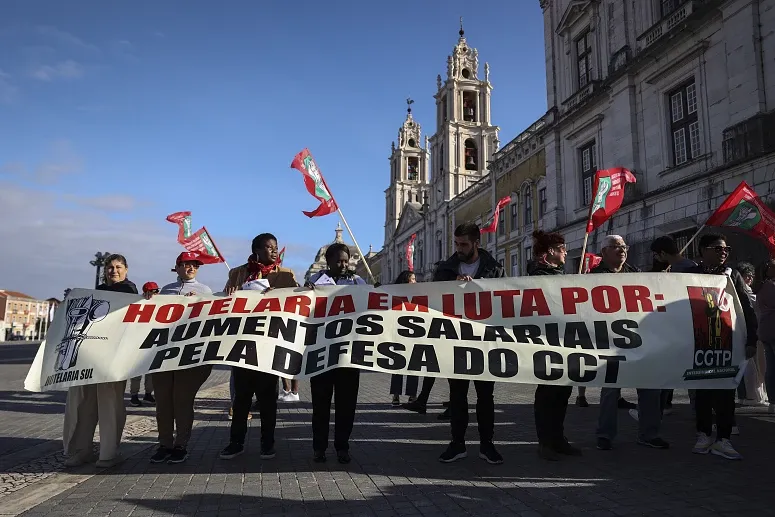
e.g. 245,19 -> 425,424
304,223 -> 363,283
0,290 -> 53,340
356,245 -> 384,285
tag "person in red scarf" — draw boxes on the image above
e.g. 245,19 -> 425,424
219,233 -> 299,461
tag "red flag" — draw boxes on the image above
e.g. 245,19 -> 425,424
583,253 -> 602,273
166,212 -> 224,264
705,181 -> 775,253
586,167 -> 637,233
481,196 -> 512,234
406,234 -> 417,271
276,246 -> 286,268
290,148 -> 339,218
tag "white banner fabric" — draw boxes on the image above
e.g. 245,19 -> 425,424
24,274 -> 747,392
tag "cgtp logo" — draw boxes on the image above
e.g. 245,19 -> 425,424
683,286 -> 737,380
54,295 -> 110,371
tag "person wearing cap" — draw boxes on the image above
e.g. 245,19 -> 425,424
591,235 -> 668,452
145,252 -> 214,465
128,284 -> 159,407
220,233 -> 299,461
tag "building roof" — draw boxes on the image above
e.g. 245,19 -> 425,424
0,290 -> 35,300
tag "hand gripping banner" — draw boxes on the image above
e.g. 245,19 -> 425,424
25,274 -> 747,392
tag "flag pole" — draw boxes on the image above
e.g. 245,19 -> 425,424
578,232 -> 591,274
336,208 -> 376,284
203,226 -> 231,271
678,224 -> 706,255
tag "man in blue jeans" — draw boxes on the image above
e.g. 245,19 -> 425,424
592,235 -> 669,451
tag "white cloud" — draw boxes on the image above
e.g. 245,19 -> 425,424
0,140 -> 83,184
35,26 -> 100,55
0,183 -> 317,301
31,60 -> 84,81
66,194 -> 142,212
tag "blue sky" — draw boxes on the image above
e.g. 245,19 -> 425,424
0,0 -> 547,298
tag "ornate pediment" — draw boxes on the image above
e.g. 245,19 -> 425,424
394,202 -> 424,237
556,0 -> 597,35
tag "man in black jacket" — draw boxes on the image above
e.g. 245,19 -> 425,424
528,230 -> 582,461
685,233 -> 757,460
434,222 -> 504,464
591,236 -> 669,451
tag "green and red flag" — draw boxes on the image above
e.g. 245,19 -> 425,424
705,181 -> 775,253
276,246 -> 286,267
586,167 -> 636,233
480,196 -> 512,234
290,148 -> 339,218
166,212 -> 225,265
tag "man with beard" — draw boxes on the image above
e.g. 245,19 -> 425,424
528,230 -> 582,461
433,222 -> 504,465
147,252 -> 214,464
592,235 -> 668,452
219,233 -> 299,461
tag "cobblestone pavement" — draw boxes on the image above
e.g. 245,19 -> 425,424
2,343 -> 775,516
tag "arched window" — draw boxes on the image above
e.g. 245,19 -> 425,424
464,139 -> 478,170
523,183 -> 533,225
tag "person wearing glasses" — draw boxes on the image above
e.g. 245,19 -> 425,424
591,235 -> 669,452
684,234 -> 757,460
145,252 -> 214,464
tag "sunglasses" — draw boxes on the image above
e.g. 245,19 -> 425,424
705,246 -> 732,253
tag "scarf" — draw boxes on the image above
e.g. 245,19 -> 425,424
246,254 -> 278,282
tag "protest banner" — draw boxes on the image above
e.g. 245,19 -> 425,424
24,274 -> 747,392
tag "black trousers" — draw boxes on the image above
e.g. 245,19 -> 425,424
310,368 -> 360,452
389,374 -> 419,397
415,376 -> 436,404
448,379 -> 494,444
695,389 -> 735,440
230,367 -> 278,448
534,385 -> 573,446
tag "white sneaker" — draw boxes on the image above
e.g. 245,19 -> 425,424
692,433 -> 713,454
628,408 -> 639,422
278,390 -> 289,401
286,392 -> 300,402
710,439 -> 742,460
64,451 -> 96,467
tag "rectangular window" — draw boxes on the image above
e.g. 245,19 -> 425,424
671,228 -> 699,261
523,246 -> 532,275
510,203 -> 518,231
437,239 -> 442,261
579,140 -> 597,206
498,258 -> 505,269
669,80 -> 699,166
661,0 -> 682,17
523,186 -> 533,225
498,208 -> 505,235
538,187 -> 547,217
510,252 -> 518,277
407,157 -> 419,181
575,30 -> 592,89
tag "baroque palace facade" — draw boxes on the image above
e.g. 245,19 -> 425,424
367,26 -> 549,284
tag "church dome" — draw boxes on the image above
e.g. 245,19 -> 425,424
304,222 -> 361,281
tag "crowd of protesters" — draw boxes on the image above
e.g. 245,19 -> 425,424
60,223 -> 773,469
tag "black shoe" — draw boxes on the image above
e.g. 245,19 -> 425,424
553,439 -> 582,456
439,442 -> 467,463
618,398 -> 637,410
576,396 -> 589,408
260,446 -> 276,459
637,437 -> 670,449
143,393 -> 156,404
391,395 -> 401,407
149,447 -> 171,463
402,400 -> 427,414
437,407 -> 451,420
479,442 -> 503,464
337,451 -> 351,464
167,446 -> 188,464
219,442 -> 244,460
313,451 -> 327,463
538,444 -> 560,461
596,437 -> 613,450
442,401 -> 450,407
129,395 -> 141,407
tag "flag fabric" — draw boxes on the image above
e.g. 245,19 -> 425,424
166,212 -> 225,264
583,253 -> 602,273
481,196 -> 512,234
586,167 -> 637,233
290,148 -> 339,218
705,181 -> 775,253
406,234 -> 417,271
276,247 -> 286,267
166,211 -> 194,242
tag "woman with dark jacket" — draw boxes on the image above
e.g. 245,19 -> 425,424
63,254 -> 137,469
529,231 -> 582,461
389,271 -> 419,406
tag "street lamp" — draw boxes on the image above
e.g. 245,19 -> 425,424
89,252 -> 111,288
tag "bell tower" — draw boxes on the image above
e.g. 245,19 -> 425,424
384,99 -> 430,243
429,19 -> 499,207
